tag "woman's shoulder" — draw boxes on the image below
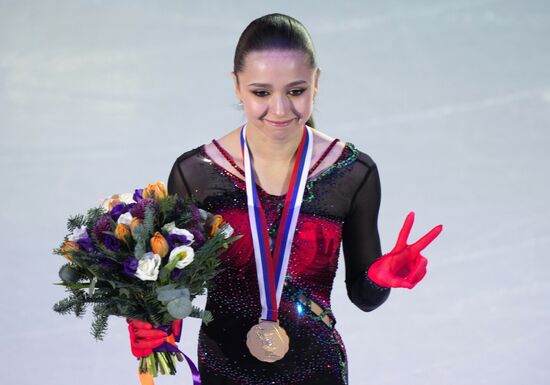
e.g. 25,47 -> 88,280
347,143 -> 377,169
312,129 -> 376,164
171,139 -> 211,167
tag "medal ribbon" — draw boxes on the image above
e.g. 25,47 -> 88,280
240,123 -> 313,321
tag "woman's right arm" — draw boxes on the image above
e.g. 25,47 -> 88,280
167,158 -> 192,199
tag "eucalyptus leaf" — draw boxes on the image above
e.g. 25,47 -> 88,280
167,297 -> 192,319
157,287 -> 190,302
59,264 -> 80,283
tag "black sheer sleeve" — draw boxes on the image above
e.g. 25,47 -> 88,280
342,156 -> 391,312
167,156 -> 193,199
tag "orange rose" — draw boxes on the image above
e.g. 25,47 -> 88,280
114,223 -> 132,243
150,231 -> 169,258
209,215 -> 224,237
142,181 -> 167,200
61,240 -> 79,262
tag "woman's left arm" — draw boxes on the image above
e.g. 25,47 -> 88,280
342,161 -> 391,312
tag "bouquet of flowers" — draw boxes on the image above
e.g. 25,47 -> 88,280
53,181 -> 240,382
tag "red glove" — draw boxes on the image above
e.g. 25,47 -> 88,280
127,319 -> 183,358
367,212 -> 443,289
127,319 -> 167,358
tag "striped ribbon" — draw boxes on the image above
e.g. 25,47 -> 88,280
240,123 -> 313,321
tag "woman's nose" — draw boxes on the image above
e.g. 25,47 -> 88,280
271,94 -> 290,116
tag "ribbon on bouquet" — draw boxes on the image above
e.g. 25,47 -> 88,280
138,324 -> 201,385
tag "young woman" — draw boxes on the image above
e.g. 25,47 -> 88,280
130,13 -> 442,385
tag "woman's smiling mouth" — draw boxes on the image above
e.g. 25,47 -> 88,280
264,118 -> 295,127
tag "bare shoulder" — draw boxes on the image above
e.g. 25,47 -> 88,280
311,128 -> 346,154
203,126 -> 347,178
203,126 -> 244,177
309,128 -> 347,177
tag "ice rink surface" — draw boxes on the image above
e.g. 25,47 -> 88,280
1,1 -> 549,384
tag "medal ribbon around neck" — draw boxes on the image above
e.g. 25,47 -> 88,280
240,123 -> 313,321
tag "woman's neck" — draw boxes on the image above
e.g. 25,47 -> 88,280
244,122 -> 304,164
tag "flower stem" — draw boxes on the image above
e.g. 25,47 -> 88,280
157,352 -> 170,375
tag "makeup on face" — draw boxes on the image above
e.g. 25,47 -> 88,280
234,50 -> 318,132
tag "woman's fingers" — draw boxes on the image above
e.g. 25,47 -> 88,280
394,212 -> 415,251
133,338 -> 166,349
406,255 -> 428,286
411,224 -> 443,253
129,319 -> 154,329
134,328 -> 167,339
389,275 -> 414,289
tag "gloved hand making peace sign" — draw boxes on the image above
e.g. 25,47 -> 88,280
367,212 -> 443,289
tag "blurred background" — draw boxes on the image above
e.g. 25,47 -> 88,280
1,1 -> 549,384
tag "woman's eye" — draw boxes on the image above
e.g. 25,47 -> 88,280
289,88 -> 305,96
252,90 -> 270,97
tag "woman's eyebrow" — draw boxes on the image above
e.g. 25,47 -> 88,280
247,80 -> 308,87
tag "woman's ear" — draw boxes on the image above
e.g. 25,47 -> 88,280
313,67 -> 321,98
231,71 -> 242,101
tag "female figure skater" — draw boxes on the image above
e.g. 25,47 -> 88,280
129,13 -> 442,385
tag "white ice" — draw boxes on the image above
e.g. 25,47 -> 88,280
1,1 -> 549,384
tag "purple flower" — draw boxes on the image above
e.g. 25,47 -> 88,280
109,203 -> 129,221
77,236 -> 95,253
191,205 -> 202,223
130,198 -> 158,220
167,233 -> 192,249
93,216 -> 112,243
133,189 -> 143,203
103,234 -> 121,252
123,257 -> 138,277
189,228 -> 205,248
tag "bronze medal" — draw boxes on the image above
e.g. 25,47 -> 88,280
246,319 -> 290,362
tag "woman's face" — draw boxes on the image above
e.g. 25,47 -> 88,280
232,49 -> 320,137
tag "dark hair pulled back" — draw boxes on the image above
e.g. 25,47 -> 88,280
233,13 -> 317,128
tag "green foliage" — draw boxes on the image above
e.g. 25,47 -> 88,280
70,288 -> 87,317
67,214 -> 85,233
91,304 -> 109,340
189,306 -> 213,325
53,296 -> 80,315
86,206 -> 106,229
132,223 -> 148,259
144,205 -> 156,236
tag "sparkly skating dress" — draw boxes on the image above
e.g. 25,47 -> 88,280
167,138 -> 391,385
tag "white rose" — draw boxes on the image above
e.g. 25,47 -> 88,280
219,223 -> 234,239
68,225 -> 88,242
169,245 -> 195,269
100,192 -> 135,210
117,212 -> 133,226
169,227 -> 195,245
135,252 -> 162,281
118,193 -> 135,204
